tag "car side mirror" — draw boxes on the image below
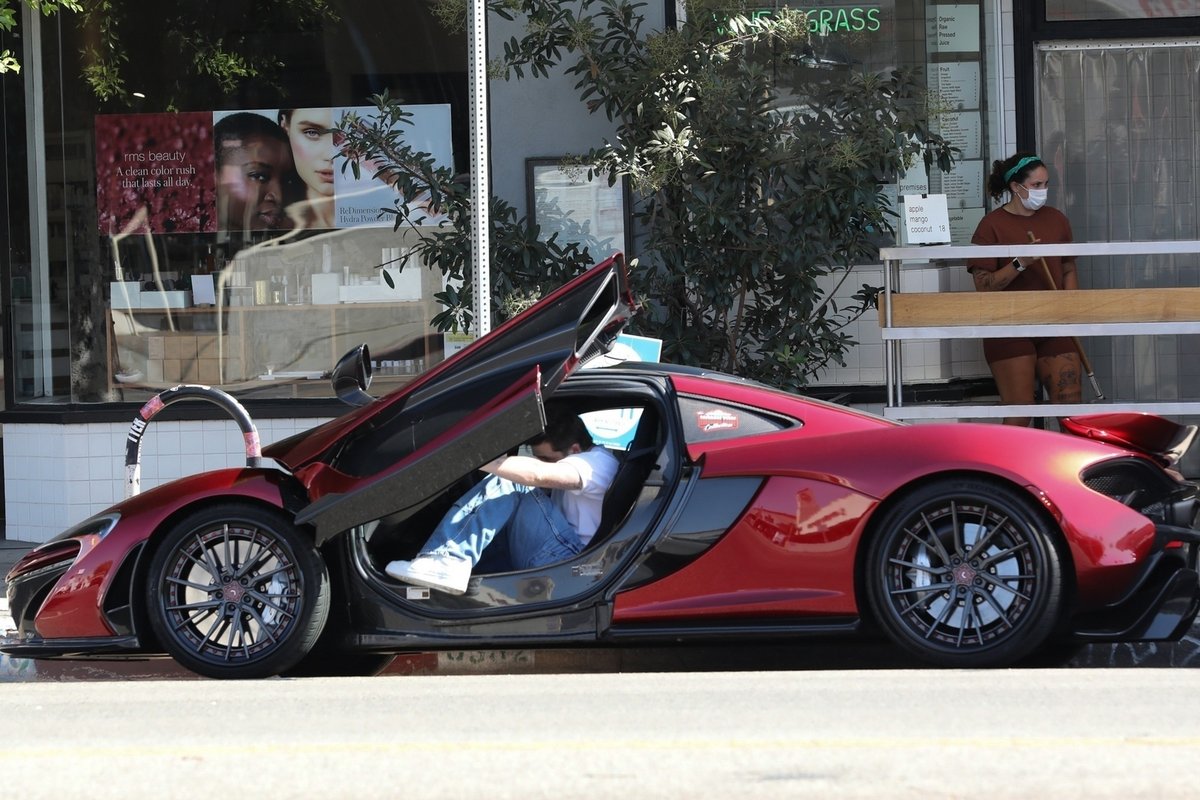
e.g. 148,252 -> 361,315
331,344 -> 374,407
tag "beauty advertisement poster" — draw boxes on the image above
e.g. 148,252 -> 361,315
95,105 -> 453,236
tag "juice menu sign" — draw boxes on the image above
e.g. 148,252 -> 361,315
95,105 -> 453,236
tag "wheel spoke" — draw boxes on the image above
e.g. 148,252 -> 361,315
887,557 -> 949,576
245,588 -> 298,620
923,592 -> 957,639
252,564 -> 294,583
979,540 -> 1030,570
222,524 -> 236,578
172,604 -> 217,632
224,613 -> 243,661
964,513 -> 1008,561
166,575 -> 218,593
167,598 -> 222,615
976,587 -> 1016,629
182,549 -> 217,580
978,572 -> 1032,601
233,530 -> 272,580
917,512 -> 953,564
964,597 -> 984,645
954,598 -> 971,647
197,613 -> 231,655
196,533 -> 224,579
896,584 -> 951,616
243,605 -> 281,644
950,500 -> 963,556
890,580 -> 953,597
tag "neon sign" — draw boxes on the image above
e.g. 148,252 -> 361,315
751,6 -> 883,34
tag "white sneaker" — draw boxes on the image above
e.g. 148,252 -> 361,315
385,554 -> 472,595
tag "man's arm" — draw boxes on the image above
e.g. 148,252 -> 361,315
481,455 -> 583,490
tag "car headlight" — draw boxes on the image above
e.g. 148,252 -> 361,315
46,512 -> 121,544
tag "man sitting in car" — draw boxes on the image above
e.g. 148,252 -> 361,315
385,410 -> 619,595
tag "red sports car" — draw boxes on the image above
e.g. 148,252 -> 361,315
5,254 -> 1200,678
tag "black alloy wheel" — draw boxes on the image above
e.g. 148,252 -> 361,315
866,478 -> 1065,667
145,503 -> 330,679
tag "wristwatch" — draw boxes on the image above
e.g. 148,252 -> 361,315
1011,258 -> 1026,273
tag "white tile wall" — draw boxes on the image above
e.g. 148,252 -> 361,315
814,264 -> 991,387
3,417 -> 332,543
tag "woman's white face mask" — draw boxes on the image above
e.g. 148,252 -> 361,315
1018,185 -> 1048,211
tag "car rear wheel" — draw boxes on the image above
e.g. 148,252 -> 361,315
145,503 -> 330,679
866,478 -> 1065,667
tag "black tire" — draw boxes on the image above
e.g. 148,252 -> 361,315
865,478 -> 1065,667
144,503 -> 330,679
280,601 -> 395,678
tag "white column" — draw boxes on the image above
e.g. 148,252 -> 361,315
467,0 -> 492,336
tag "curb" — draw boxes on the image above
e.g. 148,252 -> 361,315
5,637 -> 1200,682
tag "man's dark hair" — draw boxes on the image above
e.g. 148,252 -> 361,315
214,112 -> 290,167
531,411 -> 594,453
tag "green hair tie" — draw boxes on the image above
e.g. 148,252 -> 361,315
1004,155 -> 1042,184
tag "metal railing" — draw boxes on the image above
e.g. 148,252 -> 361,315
878,240 -> 1200,421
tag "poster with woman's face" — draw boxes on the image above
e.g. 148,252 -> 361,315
95,104 -> 453,236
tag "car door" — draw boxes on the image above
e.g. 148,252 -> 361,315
278,253 -> 634,543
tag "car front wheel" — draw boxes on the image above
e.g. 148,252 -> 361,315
866,478 -> 1065,667
145,503 -> 330,679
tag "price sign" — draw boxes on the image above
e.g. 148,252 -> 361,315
902,194 -> 951,244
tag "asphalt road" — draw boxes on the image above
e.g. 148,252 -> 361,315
3,668 -> 1199,799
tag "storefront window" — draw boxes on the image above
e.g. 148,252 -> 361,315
14,0 -> 467,404
1046,0 -> 1200,21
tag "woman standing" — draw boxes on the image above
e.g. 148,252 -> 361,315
278,108 -> 337,229
969,152 -> 1082,427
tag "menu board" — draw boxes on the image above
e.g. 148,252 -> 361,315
929,62 -> 981,110
933,111 -> 983,160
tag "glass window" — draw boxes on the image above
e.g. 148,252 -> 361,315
677,395 -> 793,443
1046,0 -> 1200,21
11,0 -> 467,405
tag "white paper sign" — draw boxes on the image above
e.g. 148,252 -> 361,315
949,207 -> 986,244
929,5 -> 980,52
933,111 -> 982,160
903,194 -> 951,244
190,274 -> 216,306
934,159 -> 985,208
928,62 -> 981,110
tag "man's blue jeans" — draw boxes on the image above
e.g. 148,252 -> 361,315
421,474 -> 585,570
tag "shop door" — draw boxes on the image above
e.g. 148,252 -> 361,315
1034,41 -> 1200,476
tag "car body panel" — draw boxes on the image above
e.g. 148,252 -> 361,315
32,468 -> 293,640
669,373 -> 1157,608
295,371 -> 546,543
612,475 -> 874,622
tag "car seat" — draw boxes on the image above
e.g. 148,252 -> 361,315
591,409 -> 660,545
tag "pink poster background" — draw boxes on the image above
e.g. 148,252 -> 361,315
95,111 -> 216,234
